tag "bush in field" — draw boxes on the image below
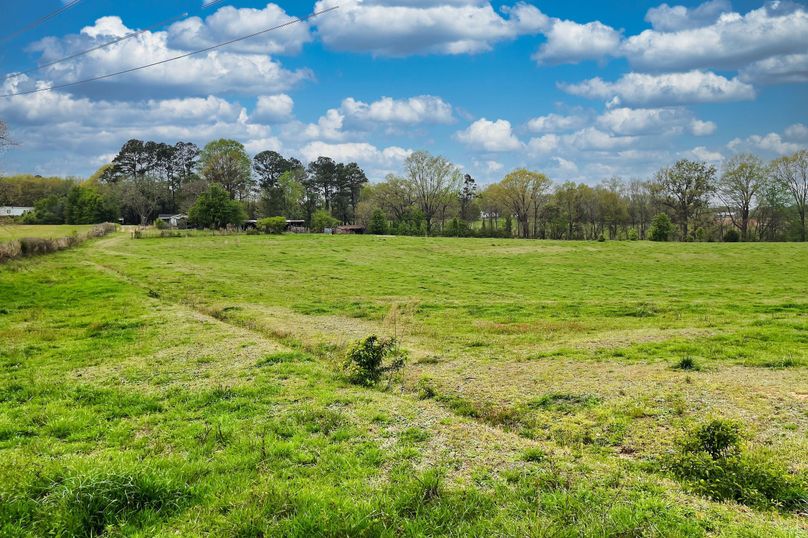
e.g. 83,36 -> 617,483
668,419 -> 807,510
154,218 -> 168,230
343,335 -> 407,386
188,184 -> 245,229
368,209 -> 388,235
311,209 -> 339,233
723,229 -> 740,242
257,216 -> 286,234
648,213 -> 675,242
627,228 -> 639,240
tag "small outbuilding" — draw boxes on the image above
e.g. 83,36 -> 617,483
335,225 -> 366,235
0,206 -> 33,218
156,214 -> 189,229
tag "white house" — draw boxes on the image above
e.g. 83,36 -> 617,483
0,206 -> 34,217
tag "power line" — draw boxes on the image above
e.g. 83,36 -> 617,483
1,0 -> 83,43
1,6 -> 339,98
5,0 -> 228,81
5,13 -> 190,80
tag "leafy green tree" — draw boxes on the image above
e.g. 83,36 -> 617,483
21,194 -> 66,224
276,169 -> 306,219
310,209 -> 339,232
253,151 -> 299,190
200,139 -> 253,200
499,168 -> 551,238
255,152 -> 303,217
368,208 -> 388,234
651,159 -> 716,241
306,157 -> 338,211
459,174 -> 479,222
336,162 -> 368,223
188,184 -> 246,229
110,139 -> 155,180
256,216 -> 286,234
0,175 -> 74,206
648,213 -> 675,241
64,185 -> 117,224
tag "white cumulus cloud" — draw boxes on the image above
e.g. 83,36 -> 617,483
560,70 -> 756,106
455,118 -> 522,151
644,0 -> 731,32
311,0 -> 547,56
252,94 -> 294,123
341,95 -> 453,124
624,2 -> 808,72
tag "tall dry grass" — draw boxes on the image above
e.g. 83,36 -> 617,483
0,223 -> 117,263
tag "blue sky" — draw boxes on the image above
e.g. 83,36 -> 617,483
0,0 -> 806,183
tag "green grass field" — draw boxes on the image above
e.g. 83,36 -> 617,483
1,232 -> 806,536
0,224 -> 94,241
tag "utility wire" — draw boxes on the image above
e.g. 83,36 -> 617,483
5,13 -> 189,80
1,0 -> 83,43
1,6 -> 339,98
5,0 -> 228,81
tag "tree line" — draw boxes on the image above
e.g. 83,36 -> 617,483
6,137 -> 370,228
358,150 -> 808,242
2,131 -> 806,241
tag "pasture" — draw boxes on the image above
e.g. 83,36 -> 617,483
0,230 -> 806,536
0,224 -> 93,241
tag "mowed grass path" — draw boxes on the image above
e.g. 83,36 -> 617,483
0,224 -> 93,241
1,233 -> 806,536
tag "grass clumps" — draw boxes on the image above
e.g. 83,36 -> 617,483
1,467 -> 189,537
673,356 -> 700,371
521,447 -> 547,462
256,350 -> 312,367
668,419 -> 808,511
527,393 -> 601,413
343,335 -> 407,387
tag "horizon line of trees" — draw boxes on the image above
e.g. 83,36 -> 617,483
2,134 -> 806,242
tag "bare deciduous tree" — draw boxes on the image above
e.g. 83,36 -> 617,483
770,150 -> 808,242
717,153 -> 766,241
120,176 -> 162,226
404,151 -> 462,232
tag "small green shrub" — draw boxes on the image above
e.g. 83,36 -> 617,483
257,216 -> 286,234
416,377 -> 437,399
723,229 -> 740,242
368,209 -> 388,235
154,218 -> 168,230
648,213 -> 674,242
311,209 -> 340,233
683,419 -> 742,459
673,356 -> 700,371
668,419 -> 808,510
627,228 -> 639,241
597,233 -> 606,242
343,335 -> 407,386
